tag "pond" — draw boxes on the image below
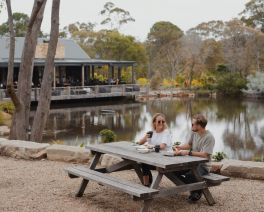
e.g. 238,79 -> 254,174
34,97 -> 264,161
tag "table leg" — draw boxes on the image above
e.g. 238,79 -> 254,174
165,173 -> 185,186
75,152 -> 102,197
140,172 -> 163,212
132,163 -> 144,184
191,168 -> 216,205
140,199 -> 152,212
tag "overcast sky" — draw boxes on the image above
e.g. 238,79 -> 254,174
0,0 -> 249,41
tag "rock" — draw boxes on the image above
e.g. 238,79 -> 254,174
0,126 -> 10,136
100,154 -> 123,167
0,138 -> 49,159
221,159 -> 264,180
46,144 -> 90,163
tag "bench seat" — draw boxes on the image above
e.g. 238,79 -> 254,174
203,173 -> 230,186
65,166 -> 159,198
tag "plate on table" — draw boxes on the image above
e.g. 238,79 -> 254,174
146,144 -> 155,149
136,145 -> 148,150
162,151 -> 175,157
137,148 -> 150,154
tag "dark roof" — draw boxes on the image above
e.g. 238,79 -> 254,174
0,37 -> 135,67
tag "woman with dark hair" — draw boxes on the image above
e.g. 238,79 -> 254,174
138,113 -> 172,186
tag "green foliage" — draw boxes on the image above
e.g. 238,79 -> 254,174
212,152 -> 227,162
216,64 -> 229,73
253,156 -> 264,162
174,141 -> 181,146
0,12 -> 34,36
99,129 -> 116,143
175,74 -> 185,86
121,68 -> 132,83
216,72 -> 247,95
94,73 -> 107,82
0,101 -> 15,114
147,21 -> 183,47
240,0 -> 264,33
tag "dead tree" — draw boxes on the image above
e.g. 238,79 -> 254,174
31,0 -> 60,142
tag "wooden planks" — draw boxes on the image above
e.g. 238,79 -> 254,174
86,141 -> 208,169
202,173 -> 230,185
65,166 -> 159,198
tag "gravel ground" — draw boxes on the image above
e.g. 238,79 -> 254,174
0,156 -> 263,212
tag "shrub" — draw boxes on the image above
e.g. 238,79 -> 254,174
137,78 -> 149,86
175,74 -> 185,86
99,129 -> 116,143
216,72 -> 247,95
94,73 -> 106,82
244,72 -> 264,94
216,64 -> 228,72
0,101 -> 15,114
212,152 -> 227,162
191,79 -> 203,89
150,72 -> 162,90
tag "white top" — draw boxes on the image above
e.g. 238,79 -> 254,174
148,129 -> 172,151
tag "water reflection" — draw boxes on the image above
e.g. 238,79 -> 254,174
31,97 -> 264,160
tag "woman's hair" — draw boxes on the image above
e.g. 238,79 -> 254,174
152,113 -> 168,130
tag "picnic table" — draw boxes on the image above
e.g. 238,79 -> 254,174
65,141 -> 229,212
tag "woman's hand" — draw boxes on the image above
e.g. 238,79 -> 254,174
138,134 -> 148,145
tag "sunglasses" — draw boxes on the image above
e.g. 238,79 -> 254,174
157,120 -> 165,124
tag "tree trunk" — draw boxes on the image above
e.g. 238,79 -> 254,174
10,0 -> 47,140
5,0 -> 21,139
31,0 -> 60,142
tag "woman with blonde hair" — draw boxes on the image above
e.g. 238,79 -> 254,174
138,113 -> 172,186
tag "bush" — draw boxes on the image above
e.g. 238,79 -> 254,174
191,79 -> 203,89
137,78 -> 149,86
175,74 -> 185,86
216,72 -> 247,95
244,72 -> 264,94
99,129 -> 116,143
212,152 -> 227,162
150,72 -> 162,90
0,101 -> 15,114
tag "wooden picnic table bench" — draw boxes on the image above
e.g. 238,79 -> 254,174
65,166 -> 159,198
65,141 -> 229,212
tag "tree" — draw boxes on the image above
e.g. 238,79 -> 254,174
221,19 -> 257,76
100,1 -> 135,30
0,12 -> 30,36
10,0 -> 47,140
5,0 -> 20,111
178,33 -> 205,88
240,0 -> 264,33
187,20 -> 225,40
31,0 -> 60,142
61,22 -> 97,57
94,30 -> 147,77
146,21 -> 183,79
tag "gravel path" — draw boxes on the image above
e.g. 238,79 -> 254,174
0,156 -> 263,212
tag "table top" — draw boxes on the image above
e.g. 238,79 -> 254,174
86,141 -> 208,169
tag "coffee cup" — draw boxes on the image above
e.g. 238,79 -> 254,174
146,131 -> 153,138
154,145 -> 160,153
